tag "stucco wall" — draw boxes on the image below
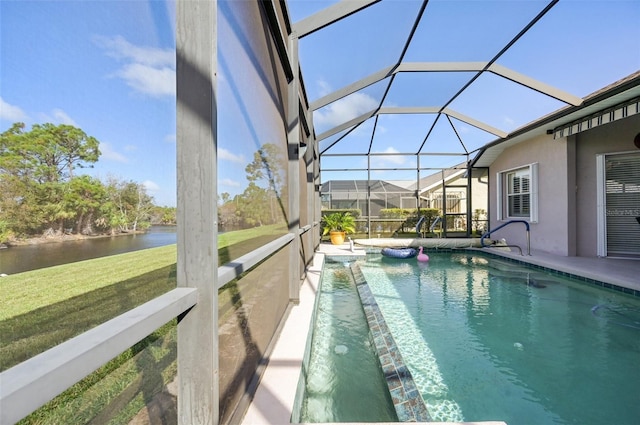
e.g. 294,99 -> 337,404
574,114 -> 640,256
489,113 -> 640,257
489,133 -> 572,255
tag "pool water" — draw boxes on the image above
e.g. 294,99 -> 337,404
360,252 -> 640,424
297,261 -> 397,423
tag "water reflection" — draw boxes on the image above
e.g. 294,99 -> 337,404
0,226 -> 176,275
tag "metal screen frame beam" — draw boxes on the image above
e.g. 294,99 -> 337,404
310,65 -> 395,110
488,63 -> 582,106
316,108 -> 377,143
293,0 -> 381,38
442,107 -> 508,138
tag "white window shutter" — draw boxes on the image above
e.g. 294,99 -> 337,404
496,172 -> 503,221
530,163 -> 538,223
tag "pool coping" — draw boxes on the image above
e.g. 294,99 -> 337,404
469,248 -> 640,298
360,246 -> 640,299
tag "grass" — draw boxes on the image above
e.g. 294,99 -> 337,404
1,223 -> 288,424
0,245 -> 178,321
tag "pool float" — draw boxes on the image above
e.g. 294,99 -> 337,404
381,247 -> 418,259
417,246 -> 429,262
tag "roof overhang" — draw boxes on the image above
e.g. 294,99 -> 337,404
472,71 -> 640,168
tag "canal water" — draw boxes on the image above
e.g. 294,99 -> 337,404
0,226 -> 176,275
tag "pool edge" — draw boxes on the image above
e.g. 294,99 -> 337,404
350,262 -> 432,423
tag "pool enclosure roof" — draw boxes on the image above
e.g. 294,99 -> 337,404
286,0 -> 640,174
321,179 -> 412,194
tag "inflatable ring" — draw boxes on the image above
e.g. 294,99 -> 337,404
381,247 -> 418,259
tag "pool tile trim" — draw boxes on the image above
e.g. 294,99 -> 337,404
349,262 -> 432,423
469,249 -> 640,298
357,247 -> 640,298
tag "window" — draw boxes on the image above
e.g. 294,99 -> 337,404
497,163 -> 538,222
507,169 -> 530,217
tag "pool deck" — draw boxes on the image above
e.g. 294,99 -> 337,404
240,243 -> 639,425
474,246 -> 640,293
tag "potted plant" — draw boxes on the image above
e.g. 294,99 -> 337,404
321,212 -> 356,245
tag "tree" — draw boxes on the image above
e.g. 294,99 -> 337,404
1,122 -> 100,184
241,143 -> 288,227
0,122 -> 163,238
219,192 -> 231,205
149,206 -> 176,225
245,143 -> 285,193
1,122 -> 102,236
106,178 -> 154,232
236,183 -> 272,227
0,172 -> 41,236
64,176 -> 109,234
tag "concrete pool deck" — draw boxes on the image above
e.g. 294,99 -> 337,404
241,242 -> 639,424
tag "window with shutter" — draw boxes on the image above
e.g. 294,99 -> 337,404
497,163 -> 538,222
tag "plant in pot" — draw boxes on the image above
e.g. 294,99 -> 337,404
322,212 -> 356,245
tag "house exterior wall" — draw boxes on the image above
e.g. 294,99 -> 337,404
489,113 -> 639,257
489,133 -> 572,255
574,113 -> 640,256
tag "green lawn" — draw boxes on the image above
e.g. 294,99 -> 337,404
1,223 -> 288,424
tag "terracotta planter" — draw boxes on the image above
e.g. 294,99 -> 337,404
329,231 -> 346,245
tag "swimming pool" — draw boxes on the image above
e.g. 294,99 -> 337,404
298,251 -> 640,424
296,260 -> 397,423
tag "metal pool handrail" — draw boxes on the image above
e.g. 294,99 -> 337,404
429,216 -> 442,233
481,220 -> 531,255
416,216 -> 426,237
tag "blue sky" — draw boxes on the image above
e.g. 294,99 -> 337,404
2,1 -> 639,204
1,0 -> 177,206
289,0 -> 640,181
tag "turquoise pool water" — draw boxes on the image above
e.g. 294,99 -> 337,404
298,252 -> 640,424
360,252 -> 640,424
297,260 -> 397,423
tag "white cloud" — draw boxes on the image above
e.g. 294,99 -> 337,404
378,147 -> 405,164
316,79 -> 332,97
371,146 -> 406,168
0,97 -> 29,122
99,142 -> 128,163
95,35 -> 175,98
143,180 -> 160,192
503,116 -> 515,127
49,108 -> 78,126
220,178 -> 241,187
94,35 -> 174,67
219,148 -> 245,164
124,144 -> 137,152
314,92 -> 378,129
165,133 -> 176,143
116,63 -> 175,97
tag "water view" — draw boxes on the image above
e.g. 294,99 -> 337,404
0,226 -> 176,275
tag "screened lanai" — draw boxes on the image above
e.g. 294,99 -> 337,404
1,1 -> 638,425
284,0 -> 638,237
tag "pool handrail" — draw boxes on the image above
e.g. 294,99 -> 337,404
429,216 -> 442,233
415,216 -> 426,237
481,220 -> 531,255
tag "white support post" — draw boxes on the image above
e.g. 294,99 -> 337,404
288,33 -> 301,303
176,1 -> 218,424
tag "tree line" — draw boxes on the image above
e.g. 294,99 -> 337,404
0,122 -> 176,243
217,143 -> 289,231
1,121 -> 287,242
